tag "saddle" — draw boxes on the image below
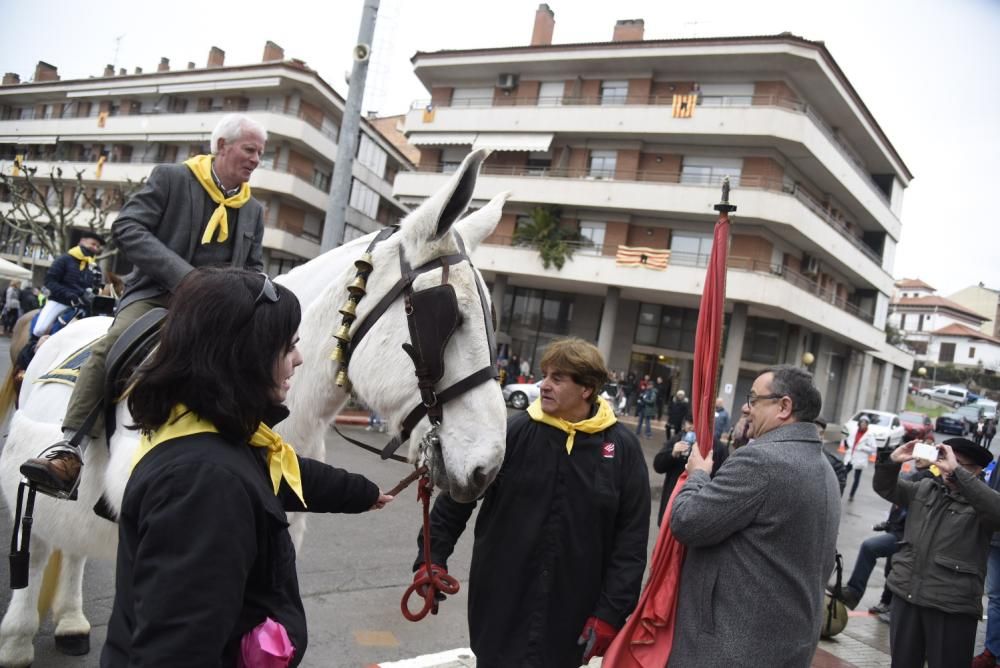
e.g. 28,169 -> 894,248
102,307 -> 167,440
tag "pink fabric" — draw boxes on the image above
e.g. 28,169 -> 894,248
239,617 -> 295,668
604,211 -> 731,668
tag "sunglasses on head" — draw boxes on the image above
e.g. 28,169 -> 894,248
254,273 -> 279,305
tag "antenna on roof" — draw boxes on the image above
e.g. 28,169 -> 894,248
112,34 -> 125,70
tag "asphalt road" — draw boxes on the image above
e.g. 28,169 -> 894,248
0,330 -> 983,667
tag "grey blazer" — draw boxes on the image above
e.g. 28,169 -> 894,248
668,421 -> 841,668
112,163 -> 265,310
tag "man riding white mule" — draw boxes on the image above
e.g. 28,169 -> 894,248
20,114 -> 267,499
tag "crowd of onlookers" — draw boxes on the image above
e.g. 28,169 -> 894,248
1,281 -> 44,335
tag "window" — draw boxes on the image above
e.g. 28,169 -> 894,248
451,87 -> 494,107
600,80 -> 628,105
526,151 -> 552,175
349,179 -> 379,219
742,317 -> 784,364
538,81 -> 564,106
302,214 -> 322,242
899,314 -> 907,330
918,314 -> 924,331
588,150 -> 617,178
969,347 -> 976,359
578,221 -> 606,254
680,156 -> 742,187
939,342 -> 955,363
670,232 -> 713,265
697,82 -> 755,106
357,134 -> 387,179
634,303 -> 700,353
441,147 -> 466,174
312,167 -> 332,193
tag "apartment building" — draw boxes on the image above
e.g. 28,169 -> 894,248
890,279 -> 1000,372
0,42 -> 413,278
396,4 -> 914,422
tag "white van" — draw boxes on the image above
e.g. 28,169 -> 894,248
918,384 -> 971,408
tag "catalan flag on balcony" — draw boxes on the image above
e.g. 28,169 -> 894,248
12,154 -> 23,177
95,155 -> 106,179
615,245 -> 670,270
97,111 -> 108,128
672,93 -> 697,118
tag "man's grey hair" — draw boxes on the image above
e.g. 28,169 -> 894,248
762,364 -> 822,423
211,114 -> 267,154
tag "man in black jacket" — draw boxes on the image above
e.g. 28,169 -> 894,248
875,437 -> 1000,667
31,231 -> 103,338
653,415 -> 728,525
413,338 -> 649,668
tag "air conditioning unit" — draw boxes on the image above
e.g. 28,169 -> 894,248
497,73 -> 519,90
802,255 -> 820,276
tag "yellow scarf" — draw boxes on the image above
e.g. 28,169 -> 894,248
184,154 -> 252,244
68,246 -> 96,271
527,395 -> 617,454
132,404 -> 306,507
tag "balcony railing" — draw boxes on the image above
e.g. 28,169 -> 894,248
485,234 -> 876,325
415,162 -> 883,264
3,100 -> 340,141
411,93 -> 891,205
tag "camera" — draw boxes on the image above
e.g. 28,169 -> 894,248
913,442 -> 940,462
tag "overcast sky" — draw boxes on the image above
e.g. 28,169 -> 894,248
3,0 -> 998,296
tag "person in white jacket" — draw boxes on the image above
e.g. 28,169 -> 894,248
842,415 -> 878,501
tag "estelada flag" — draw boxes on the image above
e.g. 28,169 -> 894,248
615,245 -> 669,270
603,185 -> 732,668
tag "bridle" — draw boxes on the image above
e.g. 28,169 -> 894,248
331,225 -> 498,464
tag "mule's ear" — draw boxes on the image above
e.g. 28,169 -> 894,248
403,149 -> 489,243
454,191 -> 510,251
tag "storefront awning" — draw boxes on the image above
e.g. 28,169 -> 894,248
408,132 -> 477,147
472,133 -> 553,152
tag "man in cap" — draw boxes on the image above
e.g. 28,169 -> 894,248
874,437 -> 1000,667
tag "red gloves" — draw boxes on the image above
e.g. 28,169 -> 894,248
577,615 -> 618,663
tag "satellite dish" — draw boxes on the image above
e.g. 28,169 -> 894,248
353,43 -> 371,62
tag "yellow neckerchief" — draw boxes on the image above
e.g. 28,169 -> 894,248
67,246 -> 96,271
132,404 -> 306,507
184,154 -> 252,244
527,395 -> 617,454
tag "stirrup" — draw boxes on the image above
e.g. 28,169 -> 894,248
19,442 -> 83,502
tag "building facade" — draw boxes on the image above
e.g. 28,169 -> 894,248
396,5 -> 914,423
889,279 -> 1000,373
0,42 -> 412,279
948,283 -> 1000,339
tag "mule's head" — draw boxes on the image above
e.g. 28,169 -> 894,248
346,149 -> 508,502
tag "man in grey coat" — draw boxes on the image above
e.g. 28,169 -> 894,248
668,365 -> 840,667
20,114 -> 267,499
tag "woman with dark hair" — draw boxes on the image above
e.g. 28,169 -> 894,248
102,268 -> 392,667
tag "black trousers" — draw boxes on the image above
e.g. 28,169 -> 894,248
889,597 -> 977,668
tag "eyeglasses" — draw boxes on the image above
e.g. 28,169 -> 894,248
746,393 -> 783,407
254,274 -> 279,306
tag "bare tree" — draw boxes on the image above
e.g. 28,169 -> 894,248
0,159 -> 145,260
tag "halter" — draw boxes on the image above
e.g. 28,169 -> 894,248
331,226 -> 498,462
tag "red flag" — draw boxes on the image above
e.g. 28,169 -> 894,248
603,182 -> 733,668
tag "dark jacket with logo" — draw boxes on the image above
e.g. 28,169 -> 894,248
417,410 -> 650,668
874,460 -> 1000,617
102,428 -> 379,667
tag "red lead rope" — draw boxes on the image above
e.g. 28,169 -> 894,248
400,473 -> 460,621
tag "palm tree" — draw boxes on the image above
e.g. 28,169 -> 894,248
512,205 -> 582,270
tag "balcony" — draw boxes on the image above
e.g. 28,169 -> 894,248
395,165 -> 895,294
406,94 -> 900,236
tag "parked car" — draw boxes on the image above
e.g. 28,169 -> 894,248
898,411 -> 934,441
502,380 -> 541,410
974,399 -> 998,421
918,384 -> 975,408
599,382 -> 623,415
954,402 -> 1000,435
841,410 -> 906,450
935,412 -> 966,436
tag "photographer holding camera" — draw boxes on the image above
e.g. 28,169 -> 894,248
874,437 -> 1000,667
653,414 -> 728,526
